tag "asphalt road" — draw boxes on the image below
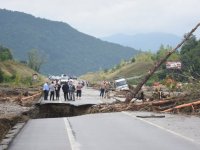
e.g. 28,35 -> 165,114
8,112 -> 200,150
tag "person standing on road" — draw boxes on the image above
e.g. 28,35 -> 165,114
49,81 -> 55,100
43,81 -> 49,100
104,81 -> 110,99
100,81 -> 106,98
62,81 -> 69,101
55,80 -> 61,100
76,82 -> 83,99
68,80 -> 76,101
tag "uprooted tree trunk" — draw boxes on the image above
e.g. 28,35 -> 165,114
161,100 -> 200,113
125,22 -> 200,103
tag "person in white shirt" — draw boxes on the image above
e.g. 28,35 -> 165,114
43,81 -> 49,100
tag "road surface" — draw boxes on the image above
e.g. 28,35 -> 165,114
8,112 -> 200,150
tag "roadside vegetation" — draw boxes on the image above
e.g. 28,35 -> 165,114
0,46 -> 45,87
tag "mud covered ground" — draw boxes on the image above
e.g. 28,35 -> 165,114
0,85 -> 41,141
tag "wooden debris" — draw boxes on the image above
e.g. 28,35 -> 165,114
162,100 -> 200,113
21,92 -> 42,101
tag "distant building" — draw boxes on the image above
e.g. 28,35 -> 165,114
166,61 -> 181,70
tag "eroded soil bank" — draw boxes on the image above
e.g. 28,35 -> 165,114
0,86 -> 41,141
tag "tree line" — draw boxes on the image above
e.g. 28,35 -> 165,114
134,35 -> 200,83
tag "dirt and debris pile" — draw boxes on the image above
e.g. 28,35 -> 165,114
89,94 -> 200,116
0,85 -> 42,141
88,101 -> 150,114
0,86 -> 42,106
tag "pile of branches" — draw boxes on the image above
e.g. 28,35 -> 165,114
88,95 -> 200,115
88,101 -> 154,114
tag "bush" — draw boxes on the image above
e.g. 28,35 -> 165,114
145,75 -> 159,86
103,69 -> 108,73
131,57 -> 136,63
0,46 -> 13,61
0,69 -> 4,83
21,76 -> 33,86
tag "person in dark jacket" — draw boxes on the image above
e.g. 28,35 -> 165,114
62,81 -> 69,101
55,80 -> 61,100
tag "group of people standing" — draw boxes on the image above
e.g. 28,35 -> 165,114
43,80 -> 61,100
43,80 -> 83,101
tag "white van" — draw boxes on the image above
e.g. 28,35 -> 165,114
114,78 -> 129,91
60,74 -> 69,84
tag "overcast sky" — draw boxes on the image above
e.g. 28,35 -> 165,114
0,0 -> 200,38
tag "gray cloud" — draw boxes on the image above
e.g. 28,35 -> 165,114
0,0 -> 200,37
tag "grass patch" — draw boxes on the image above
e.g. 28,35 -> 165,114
81,61 -> 153,83
0,60 -> 46,87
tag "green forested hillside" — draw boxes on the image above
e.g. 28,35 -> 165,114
0,9 -> 139,75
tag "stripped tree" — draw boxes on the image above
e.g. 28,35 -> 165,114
125,22 -> 200,103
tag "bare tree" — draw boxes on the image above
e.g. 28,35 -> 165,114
125,22 -> 200,102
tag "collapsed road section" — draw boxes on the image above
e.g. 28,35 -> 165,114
2,85 -> 200,149
35,103 -> 93,118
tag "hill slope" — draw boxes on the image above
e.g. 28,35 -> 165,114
102,33 -> 181,52
81,61 -> 153,83
0,60 -> 45,85
0,60 -> 36,77
0,9 -> 138,75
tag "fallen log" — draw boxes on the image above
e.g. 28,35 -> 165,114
151,97 -> 187,106
21,92 -> 42,101
161,100 -> 200,112
152,99 -> 174,105
157,104 -> 176,111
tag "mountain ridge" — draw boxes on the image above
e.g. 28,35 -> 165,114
0,9 -> 138,75
102,32 -> 181,52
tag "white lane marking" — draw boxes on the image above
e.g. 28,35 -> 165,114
63,118 -> 81,150
122,111 -> 199,144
